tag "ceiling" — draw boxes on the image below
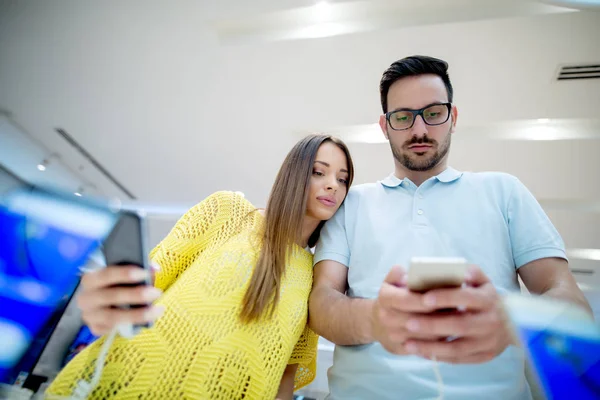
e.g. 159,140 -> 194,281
0,0 -> 599,300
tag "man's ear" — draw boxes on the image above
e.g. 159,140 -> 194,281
379,114 -> 389,140
449,105 -> 458,134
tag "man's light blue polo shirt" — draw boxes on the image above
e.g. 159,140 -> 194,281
314,167 -> 567,400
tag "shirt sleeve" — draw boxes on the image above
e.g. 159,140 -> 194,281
314,198 -> 351,267
507,178 -> 567,269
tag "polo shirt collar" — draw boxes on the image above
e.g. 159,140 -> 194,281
379,167 -> 463,188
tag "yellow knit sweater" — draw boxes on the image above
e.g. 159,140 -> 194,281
47,191 -> 318,399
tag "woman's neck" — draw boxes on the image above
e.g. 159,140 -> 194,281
299,215 -> 320,248
260,209 -> 319,248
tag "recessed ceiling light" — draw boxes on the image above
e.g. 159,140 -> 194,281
74,185 -> 85,197
36,154 -> 59,172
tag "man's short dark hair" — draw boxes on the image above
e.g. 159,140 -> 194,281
379,55 -> 453,113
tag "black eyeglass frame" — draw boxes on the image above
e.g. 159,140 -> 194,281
385,102 -> 452,131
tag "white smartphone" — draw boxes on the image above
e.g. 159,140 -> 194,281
407,257 -> 468,293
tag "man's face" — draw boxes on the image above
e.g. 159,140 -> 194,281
379,74 -> 457,172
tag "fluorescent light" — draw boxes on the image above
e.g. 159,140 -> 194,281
322,123 -> 388,144
567,248 -> 600,261
37,164 -> 46,171
577,283 -> 595,292
304,118 -> 600,145
306,1 -> 336,26
542,1 -> 600,10
292,22 -> 352,39
74,192 -> 82,197
315,1 -> 331,13
522,125 -> 565,141
478,118 -> 600,141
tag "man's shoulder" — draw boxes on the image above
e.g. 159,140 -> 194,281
345,181 -> 388,203
349,181 -> 383,194
333,182 -> 386,216
461,171 -> 521,190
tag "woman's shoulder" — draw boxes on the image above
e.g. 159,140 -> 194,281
184,191 -> 257,221
172,191 -> 261,246
289,247 -> 314,267
201,190 -> 255,207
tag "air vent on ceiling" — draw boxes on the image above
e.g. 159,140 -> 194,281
556,64 -> 600,81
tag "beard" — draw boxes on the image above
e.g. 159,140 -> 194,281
390,128 -> 452,172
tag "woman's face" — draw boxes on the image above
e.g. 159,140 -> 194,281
305,141 -> 350,222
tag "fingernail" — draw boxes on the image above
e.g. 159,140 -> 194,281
150,262 -> 161,271
143,287 -> 163,301
144,306 -> 165,321
406,320 -> 420,332
465,266 -> 476,281
424,295 -> 436,306
130,269 -> 150,281
405,343 -> 418,354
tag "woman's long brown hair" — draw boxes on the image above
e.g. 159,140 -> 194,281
240,134 -> 354,323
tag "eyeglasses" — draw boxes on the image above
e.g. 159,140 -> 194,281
385,103 -> 452,131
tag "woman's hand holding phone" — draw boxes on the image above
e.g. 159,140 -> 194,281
77,265 -> 163,336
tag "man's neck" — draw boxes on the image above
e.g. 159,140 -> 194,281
394,161 -> 448,187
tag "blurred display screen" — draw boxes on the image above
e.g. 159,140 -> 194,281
0,186 -> 117,383
504,294 -> 600,400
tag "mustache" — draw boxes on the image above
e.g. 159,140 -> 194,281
405,136 -> 436,146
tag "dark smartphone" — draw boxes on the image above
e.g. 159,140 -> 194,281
101,210 -> 152,331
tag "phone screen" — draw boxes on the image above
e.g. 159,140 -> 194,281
101,211 -> 152,331
102,211 -> 146,270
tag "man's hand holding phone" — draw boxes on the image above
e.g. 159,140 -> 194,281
371,259 -> 513,364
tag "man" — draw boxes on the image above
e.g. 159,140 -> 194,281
308,55 -> 591,399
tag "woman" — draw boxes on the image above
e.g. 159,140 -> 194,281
46,134 -> 354,399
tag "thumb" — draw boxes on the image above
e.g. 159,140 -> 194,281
465,264 -> 491,287
385,265 -> 407,287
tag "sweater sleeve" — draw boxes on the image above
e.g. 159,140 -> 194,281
289,324 -> 319,390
